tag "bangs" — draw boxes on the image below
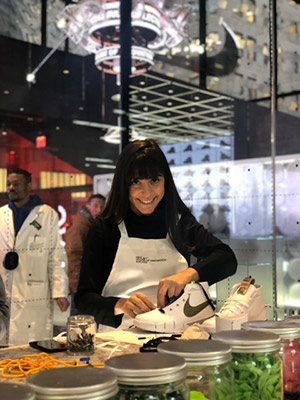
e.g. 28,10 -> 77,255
128,153 -> 165,181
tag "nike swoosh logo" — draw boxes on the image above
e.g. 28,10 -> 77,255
183,295 -> 210,318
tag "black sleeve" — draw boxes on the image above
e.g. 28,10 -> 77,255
179,214 -> 237,285
0,274 -> 9,341
75,219 -> 123,327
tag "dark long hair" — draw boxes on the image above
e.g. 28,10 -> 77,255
102,139 -> 193,244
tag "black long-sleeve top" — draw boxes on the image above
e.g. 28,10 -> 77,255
75,206 -> 237,327
0,274 -> 9,343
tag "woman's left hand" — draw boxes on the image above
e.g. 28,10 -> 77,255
157,268 -> 199,308
56,297 -> 70,312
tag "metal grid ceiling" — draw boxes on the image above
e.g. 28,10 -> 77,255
129,72 -> 235,144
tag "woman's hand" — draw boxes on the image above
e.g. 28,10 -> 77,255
157,268 -> 199,308
55,297 -> 70,312
115,293 -> 156,318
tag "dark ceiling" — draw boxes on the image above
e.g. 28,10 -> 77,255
1,1 -> 300,179
0,35 -> 120,176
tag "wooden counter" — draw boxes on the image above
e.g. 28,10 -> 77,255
0,337 -> 141,384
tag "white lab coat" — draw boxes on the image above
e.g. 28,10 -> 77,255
0,204 -> 69,346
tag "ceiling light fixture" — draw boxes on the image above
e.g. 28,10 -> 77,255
85,156 -> 113,163
100,127 -> 145,144
26,35 -> 68,83
72,119 -> 125,131
96,164 -> 116,169
57,0 -> 192,76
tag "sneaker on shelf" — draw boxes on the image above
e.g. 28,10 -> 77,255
202,278 -> 267,334
134,282 -> 215,333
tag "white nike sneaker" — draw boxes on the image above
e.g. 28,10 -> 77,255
202,279 -> 267,334
134,282 -> 215,333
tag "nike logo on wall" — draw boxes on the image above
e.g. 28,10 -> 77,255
183,296 -> 210,318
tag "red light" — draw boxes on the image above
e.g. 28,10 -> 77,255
36,135 -> 47,148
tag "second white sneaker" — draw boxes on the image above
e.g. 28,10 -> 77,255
134,282 -> 215,333
202,278 -> 267,333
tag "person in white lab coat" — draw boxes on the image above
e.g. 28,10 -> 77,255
0,169 -> 69,346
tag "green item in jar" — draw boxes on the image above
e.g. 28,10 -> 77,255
190,392 -> 209,400
232,352 -> 282,400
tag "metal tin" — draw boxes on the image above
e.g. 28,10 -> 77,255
242,320 -> 300,339
67,314 -> 96,356
285,315 -> 300,325
105,353 -> 189,400
158,340 -> 234,400
0,383 -> 35,400
212,329 -> 281,352
105,353 -> 186,385
157,339 -> 232,366
26,366 -> 118,400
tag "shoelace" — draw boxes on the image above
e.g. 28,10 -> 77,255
140,335 -> 180,352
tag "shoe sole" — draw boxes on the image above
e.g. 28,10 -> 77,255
134,316 -> 211,334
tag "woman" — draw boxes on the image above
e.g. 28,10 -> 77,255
76,139 -> 237,329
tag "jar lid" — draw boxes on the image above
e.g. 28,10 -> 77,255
158,339 -> 232,366
105,353 -> 186,385
67,315 -> 95,323
26,367 -> 118,399
242,320 -> 300,339
285,315 -> 300,325
212,330 -> 281,353
0,383 -> 35,400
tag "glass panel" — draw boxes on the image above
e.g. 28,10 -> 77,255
276,0 -> 300,315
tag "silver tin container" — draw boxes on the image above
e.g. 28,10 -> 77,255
26,366 -> 118,400
105,353 -> 189,400
0,382 -> 35,400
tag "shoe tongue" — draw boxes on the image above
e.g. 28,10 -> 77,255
237,277 -> 255,295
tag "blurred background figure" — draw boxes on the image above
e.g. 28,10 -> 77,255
65,194 -> 106,315
199,203 -> 230,238
0,169 -> 69,346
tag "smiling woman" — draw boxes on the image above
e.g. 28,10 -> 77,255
75,139 -> 237,332
129,176 -> 165,216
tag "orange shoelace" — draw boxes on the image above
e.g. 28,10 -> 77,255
0,352 -> 104,378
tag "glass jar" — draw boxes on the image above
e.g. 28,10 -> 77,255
157,339 -> 234,400
105,353 -> 189,400
26,366 -> 118,400
212,330 -> 283,400
242,320 -> 300,399
0,383 -> 35,400
67,314 -> 96,355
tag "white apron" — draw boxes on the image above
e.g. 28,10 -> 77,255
101,221 -> 188,330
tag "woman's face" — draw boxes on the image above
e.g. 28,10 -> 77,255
129,176 -> 165,216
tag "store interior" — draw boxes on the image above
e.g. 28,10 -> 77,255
0,0 -> 299,318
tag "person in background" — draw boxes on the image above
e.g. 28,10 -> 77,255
0,169 -> 69,346
76,139 -> 237,330
0,274 -> 9,344
65,194 -> 106,315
